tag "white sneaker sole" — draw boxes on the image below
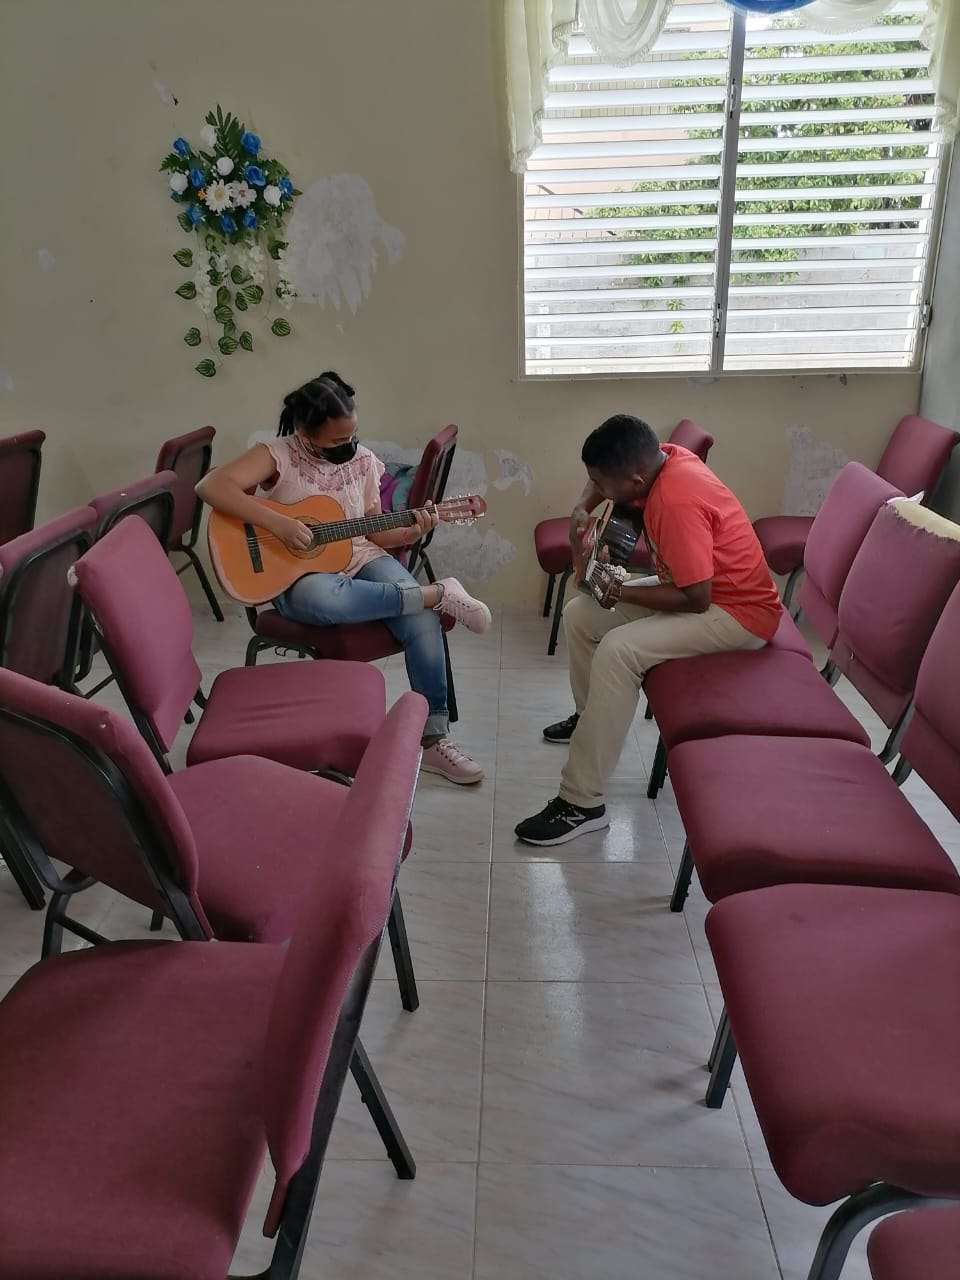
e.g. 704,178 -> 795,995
516,814 -> 609,846
421,760 -> 484,785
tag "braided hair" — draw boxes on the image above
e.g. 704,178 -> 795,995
277,371 -> 357,437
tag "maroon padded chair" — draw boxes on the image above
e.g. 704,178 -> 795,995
0,694 -> 425,1279
534,420 -> 715,656
75,471 -> 178,693
0,505 -> 99,909
677,568 -> 960,1109
72,516 -> 386,778
243,425 -> 461,722
0,429 -> 45,546
155,425 -> 224,621
754,414 -> 960,606
706,883 -> 960,1280
868,1207 -> 960,1279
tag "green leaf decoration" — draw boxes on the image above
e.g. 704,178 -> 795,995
175,281 -> 197,300
195,359 -> 217,378
173,248 -> 194,268
271,318 -> 292,337
205,234 -> 218,252
267,238 -> 287,260
223,319 -> 238,338
230,265 -> 251,285
234,291 -> 249,312
208,270 -> 223,286
216,285 -> 231,308
239,330 -> 254,352
242,285 -> 264,304
177,213 -> 192,233
213,304 -> 233,324
218,335 -> 239,355
183,327 -> 202,347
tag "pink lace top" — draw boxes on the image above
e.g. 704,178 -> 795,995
260,438 -> 388,577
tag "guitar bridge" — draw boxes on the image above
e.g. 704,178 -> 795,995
243,523 -> 264,574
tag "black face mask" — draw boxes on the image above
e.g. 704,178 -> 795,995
319,437 -> 358,465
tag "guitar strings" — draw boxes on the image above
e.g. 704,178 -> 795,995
241,503 -> 475,550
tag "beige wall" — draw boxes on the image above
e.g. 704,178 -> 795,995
0,0 -> 921,604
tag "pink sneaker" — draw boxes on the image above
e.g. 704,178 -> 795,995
435,578 -> 492,635
421,738 -> 484,785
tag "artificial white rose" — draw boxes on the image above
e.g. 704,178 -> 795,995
228,181 -> 256,209
216,156 -> 234,177
263,185 -> 282,208
203,180 -> 232,213
200,124 -> 218,149
169,172 -> 189,194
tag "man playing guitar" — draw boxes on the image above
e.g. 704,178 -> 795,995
515,414 -> 782,845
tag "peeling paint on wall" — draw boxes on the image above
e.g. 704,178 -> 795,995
283,175 -> 404,313
0,369 -> 14,393
492,449 -> 533,496
781,425 -> 849,516
427,522 -> 517,583
36,248 -> 55,272
153,80 -> 178,106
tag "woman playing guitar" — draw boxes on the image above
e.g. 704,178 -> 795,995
196,371 -> 491,785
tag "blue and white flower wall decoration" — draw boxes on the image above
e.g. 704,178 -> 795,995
161,106 -> 299,377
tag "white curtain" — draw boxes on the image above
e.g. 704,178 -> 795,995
795,0 -> 898,32
579,0 -> 673,64
505,0 -> 578,173
923,0 -> 960,137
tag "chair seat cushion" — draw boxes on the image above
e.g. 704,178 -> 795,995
669,735 -> 959,902
187,659 -> 385,775
170,757 -> 353,942
767,611 -> 812,659
0,940 -> 280,1279
645,649 -> 869,751
252,608 -> 452,661
867,1207 -> 960,1280
534,518 -> 573,576
706,884 -> 960,1205
753,515 -> 814,575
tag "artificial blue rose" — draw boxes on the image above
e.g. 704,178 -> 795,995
220,213 -> 238,234
244,164 -> 266,187
186,204 -> 205,227
279,176 -> 294,198
173,137 -> 191,158
242,209 -> 257,230
241,131 -> 261,155
189,166 -> 207,189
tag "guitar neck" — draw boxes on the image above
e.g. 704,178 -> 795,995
308,509 -> 418,547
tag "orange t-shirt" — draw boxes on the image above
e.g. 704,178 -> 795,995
639,444 -> 782,641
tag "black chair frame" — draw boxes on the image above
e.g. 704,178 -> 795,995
164,435 -> 224,622
0,434 -> 44,545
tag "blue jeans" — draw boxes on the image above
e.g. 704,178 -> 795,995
276,554 -> 448,737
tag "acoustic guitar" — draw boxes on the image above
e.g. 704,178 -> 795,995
579,500 -> 644,609
208,493 -> 486,605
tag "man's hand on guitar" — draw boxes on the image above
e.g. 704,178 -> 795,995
570,505 -> 593,584
273,515 -> 314,553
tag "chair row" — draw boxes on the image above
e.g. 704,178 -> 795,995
0,672 -> 428,1278
639,468 -> 960,1276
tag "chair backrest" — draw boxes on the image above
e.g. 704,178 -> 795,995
875,414 -> 960,502
155,426 -> 216,547
261,691 -> 427,1237
71,516 -> 201,757
0,506 -> 98,686
91,471 -> 177,543
833,501 -> 960,728
402,425 -> 457,575
797,463 -> 902,648
668,419 -> 714,463
901,578 -> 960,821
0,667 -> 207,932
0,430 -> 45,545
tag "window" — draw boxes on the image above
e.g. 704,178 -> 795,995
523,0 -> 946,376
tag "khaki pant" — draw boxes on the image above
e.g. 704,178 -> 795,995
559,585 -> 766,809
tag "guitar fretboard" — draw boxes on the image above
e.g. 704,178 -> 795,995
305,509 -> 418,547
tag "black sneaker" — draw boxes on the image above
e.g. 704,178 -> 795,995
543,712 -> 579,743
515,797 -> 609,846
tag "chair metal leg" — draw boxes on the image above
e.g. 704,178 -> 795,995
706,1008 -> 729,1073
181,546 -> 224,622
349,1037 -> 416,1179
244,635 -> 263,667
891,756 -> 912,787
387,891 -> 419,1013
419,549 -> 437,586
149,910 -> 164,932
41,892 -> 68,959
542,572 -> 556,618
782,564 -> 803,610
644,699 -> 654,720
442,629 -> 459,725
704,1018 -> 737,1109
821,659 -> 840,686
1,842 -> 46,910
670,841 -> 695,913
646,736 -> 667,799
804,1184 -> 950,1280
879,706 -> 912,766
548,568 -> 572,656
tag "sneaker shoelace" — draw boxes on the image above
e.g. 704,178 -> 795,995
542,797 -> 581,821
434,585 -> 473,626
434,738 -> 472,765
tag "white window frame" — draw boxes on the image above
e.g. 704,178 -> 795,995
518,8 -> 953,381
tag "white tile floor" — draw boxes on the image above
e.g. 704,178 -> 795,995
1,600 -> 957,1279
